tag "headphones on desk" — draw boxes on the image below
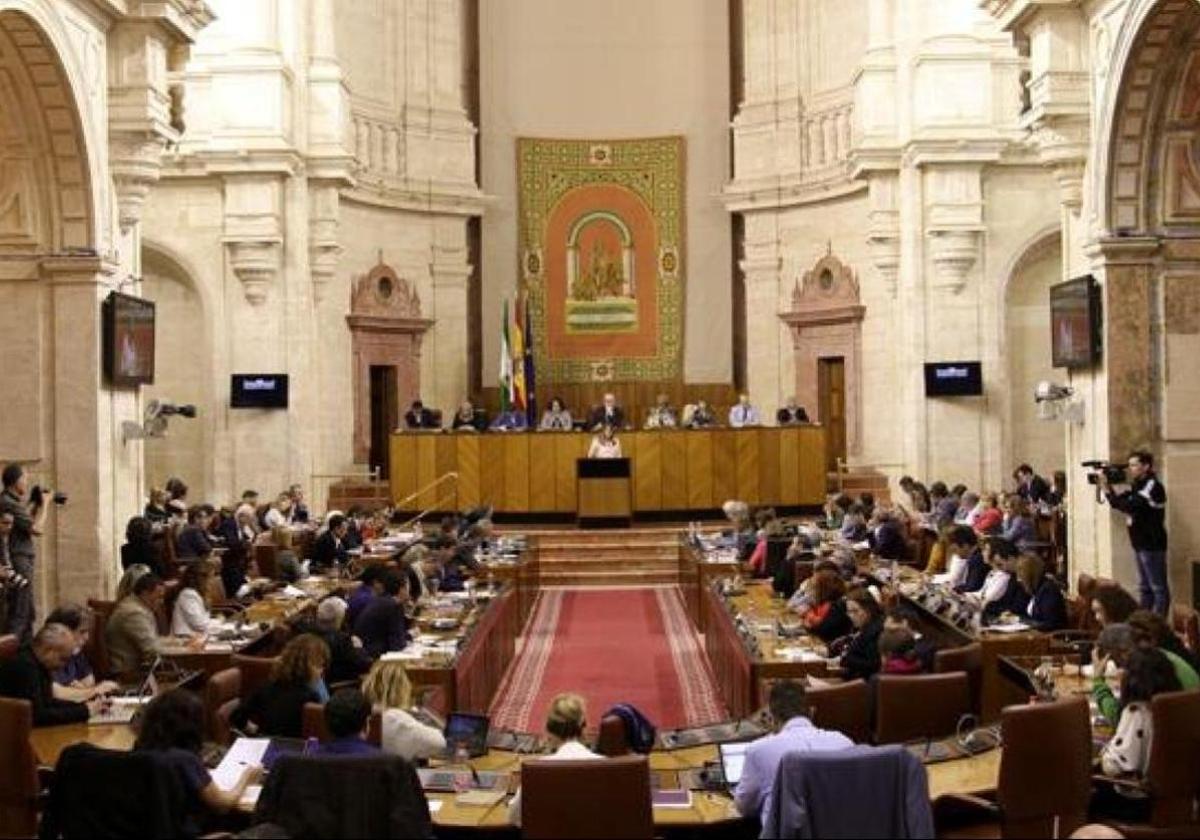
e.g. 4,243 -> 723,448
956,714 -> 1002,754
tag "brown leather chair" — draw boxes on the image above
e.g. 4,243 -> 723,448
1105,689 -> 1200,836
595,713 -> 630,757
1170,604 -> 1200,656
205,667 -> 242,745
0,698 -> 39,837
521,755 -> 654,839
301,703 -> 383,747
254,543 -> 279,581
874,672 -> 970,745
0,635 -> 18,662
806,679 -> 870,744
936,696 -> 1091,838
934,642 -> 983,717
232,653 -> 277,699
85,598 -> 117,679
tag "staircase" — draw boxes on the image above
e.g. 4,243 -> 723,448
827,467 -> 892,503
517,527 -> 683,587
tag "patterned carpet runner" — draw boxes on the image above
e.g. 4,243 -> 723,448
489,586 -> 726,734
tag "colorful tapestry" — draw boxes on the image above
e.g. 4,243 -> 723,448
517,137 -> 685,382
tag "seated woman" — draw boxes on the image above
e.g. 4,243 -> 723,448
135,690 -> 262,834
171,561 -> 215,636
831,588 -> 884,681
587,425 -> 622,458
121,516 -> 163,578
1091,584 -> 1140,629
797,569 -> 851,642
977,539 -> 1029,625
538,397 -> 573,431
972,492 -> 1003,536
1000,494 -> 1037,551
46,604 -> 118,702
508,693 -> 600,827
231,635 -> 330,738
1096,648 -> 1182,820
451,400 -> 486,432
879,626 -> 924,675
362,660 -> 446,762
1016,555 -> 1067,631
683,399 -> 717,428
643,393 -> 677,429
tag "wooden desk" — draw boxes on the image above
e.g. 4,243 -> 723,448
390,427 -> 826,515
678,541 -> 742,632
30,722 -> 137,766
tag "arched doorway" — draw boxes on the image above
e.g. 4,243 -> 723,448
141,246 -> 214,501
1003,232 -> 1065,478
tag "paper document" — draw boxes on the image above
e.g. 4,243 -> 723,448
213,738 -> 270,791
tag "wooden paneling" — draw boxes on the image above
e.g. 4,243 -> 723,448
390,428 -> 825,513
686,432 -> 714,509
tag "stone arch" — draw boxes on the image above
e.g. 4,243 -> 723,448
141,244 -> 215,501
0,6 -> 95,251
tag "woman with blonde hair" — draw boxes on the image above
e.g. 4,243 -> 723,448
361,660 -> 445,761
231,634 -> 330,737
508,693 -> 600,826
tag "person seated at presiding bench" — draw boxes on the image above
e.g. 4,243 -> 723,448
508,693 -> 601,827
587,393 -> 627,432
107,573 -> 172,677
490,408 -> 528,431
362,660 -> 446,763
404,400 -> 440,430
0,623 -> 105,726
46,604 -> 118,702
312,688 -> 381,757
733,680 -> 853,823
311,514 -> 351,573
352,570 -> 410,658
135,689 -> 263,832
776,397 -> 810,425
451,400 -> 487,432
538,397 -> 573,430
728,393 -> 761,428
232,634 -> 331,738
683,399 -> 718,428
643,393 -> 678,429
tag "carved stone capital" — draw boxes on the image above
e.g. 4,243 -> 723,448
225,239 -> 280,305
928,229 -> 981,294
867,233 -> 901,299
109,133 -> 168,232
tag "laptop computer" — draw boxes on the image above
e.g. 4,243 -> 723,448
717,741 -> 750,788
88,662 -> 160,725
442,712 -> 490,759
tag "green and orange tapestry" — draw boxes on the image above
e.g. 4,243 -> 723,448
517,136 -> 685,383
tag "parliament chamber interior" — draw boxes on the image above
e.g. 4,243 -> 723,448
2,0 -> 1200,837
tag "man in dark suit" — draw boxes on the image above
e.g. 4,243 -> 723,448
0,623 -> 98,726
351,570 -> 410,658
776,397 -> 810,425
311,515 -> 351,572
175,505 -> 215,559
1013,464 -> 1050,505
404,400 -> 440,430
587,392 -> 626,431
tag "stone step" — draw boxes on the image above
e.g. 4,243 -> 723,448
536,546 -> 679,561
537,569 -> 680,586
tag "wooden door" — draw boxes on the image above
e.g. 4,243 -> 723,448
369,365 -> 399,479
817,357 -> 847,472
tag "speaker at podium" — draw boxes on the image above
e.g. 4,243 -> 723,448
576,457 -> 632,528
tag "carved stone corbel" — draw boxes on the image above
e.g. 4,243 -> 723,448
226,239 -> 280,306
928,229 -> 981,294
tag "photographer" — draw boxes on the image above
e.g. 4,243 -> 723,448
1098,451 -> 1169,615
0,464 -> 49,642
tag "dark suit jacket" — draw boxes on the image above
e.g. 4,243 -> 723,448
0,646 -> 88,727
404,409 -> 439,430
982,576 -> 1031,624
954,550 -> 988,594
868,521 -> 908,561
312,531 -> 349,571
352,596 -> 409,658
839,618 -> 883,681
1017,475 -> 1051,505
1026,579 -> 1068,631
120,540 -> 163,577
451,412 -> 487,432
776,406 -> 810,424
175,526 -> 213,559
231,680 -> 320,738
587,405 -> 626,430
294,622 -> 372,685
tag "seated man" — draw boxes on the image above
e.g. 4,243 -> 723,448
450,400 -> 487,432
733,680 -> 853,821
643,393 -> 678,429
295,597 -> 372,685
311,514 -> 351,572
587,392 -> 626,432
287,484 -> 310,524
776,397 -> 810,425
347,565 -> 386,626
490,407 -> 528,431
175,505 -> 214,559
106,573 -> 168,677
684,399 -> 718,428
0,623 -> 102,726
403,400 -> 439,430
313,688 -> 380,756
728,393 -> 761,428
352,570 -> 410,658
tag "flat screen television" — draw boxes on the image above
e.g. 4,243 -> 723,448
231,374 -> 289,409
1051,275 -> 1101,369
924,361 -> 983,397
102,292 -> 155,387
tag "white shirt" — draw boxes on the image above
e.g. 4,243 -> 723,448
508,740 -> 600,826
588,437 -> 623,458
1101,702 -> 1152,779
171,588 -> 212,635
978,570 -> 1011,605
946,552 -> 969,588
729,404 -> 760,428
264,508 -> 287,530
379,707 -> 446,763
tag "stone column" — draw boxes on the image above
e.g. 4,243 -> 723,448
428,217 -> 472,413
741,212 -> 784,419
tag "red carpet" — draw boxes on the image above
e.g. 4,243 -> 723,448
490,586 -> 726,733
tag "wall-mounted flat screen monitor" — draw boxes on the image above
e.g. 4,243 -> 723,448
1050,275 -> 1101,369
924,361 -> 983,397
103,292 -> 156,387
231,374 -> 289,409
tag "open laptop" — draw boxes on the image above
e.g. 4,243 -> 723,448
717,741 -> 750,789
442,712 -> 490,759
89,662 -> 160,725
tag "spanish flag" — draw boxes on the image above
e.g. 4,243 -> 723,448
511,295 -> 527,411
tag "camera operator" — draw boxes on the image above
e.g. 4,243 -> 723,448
0,464 -> 49,642
1097,451 -> 1169,616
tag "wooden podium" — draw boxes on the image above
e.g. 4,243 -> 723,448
576,457 -> 632,528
